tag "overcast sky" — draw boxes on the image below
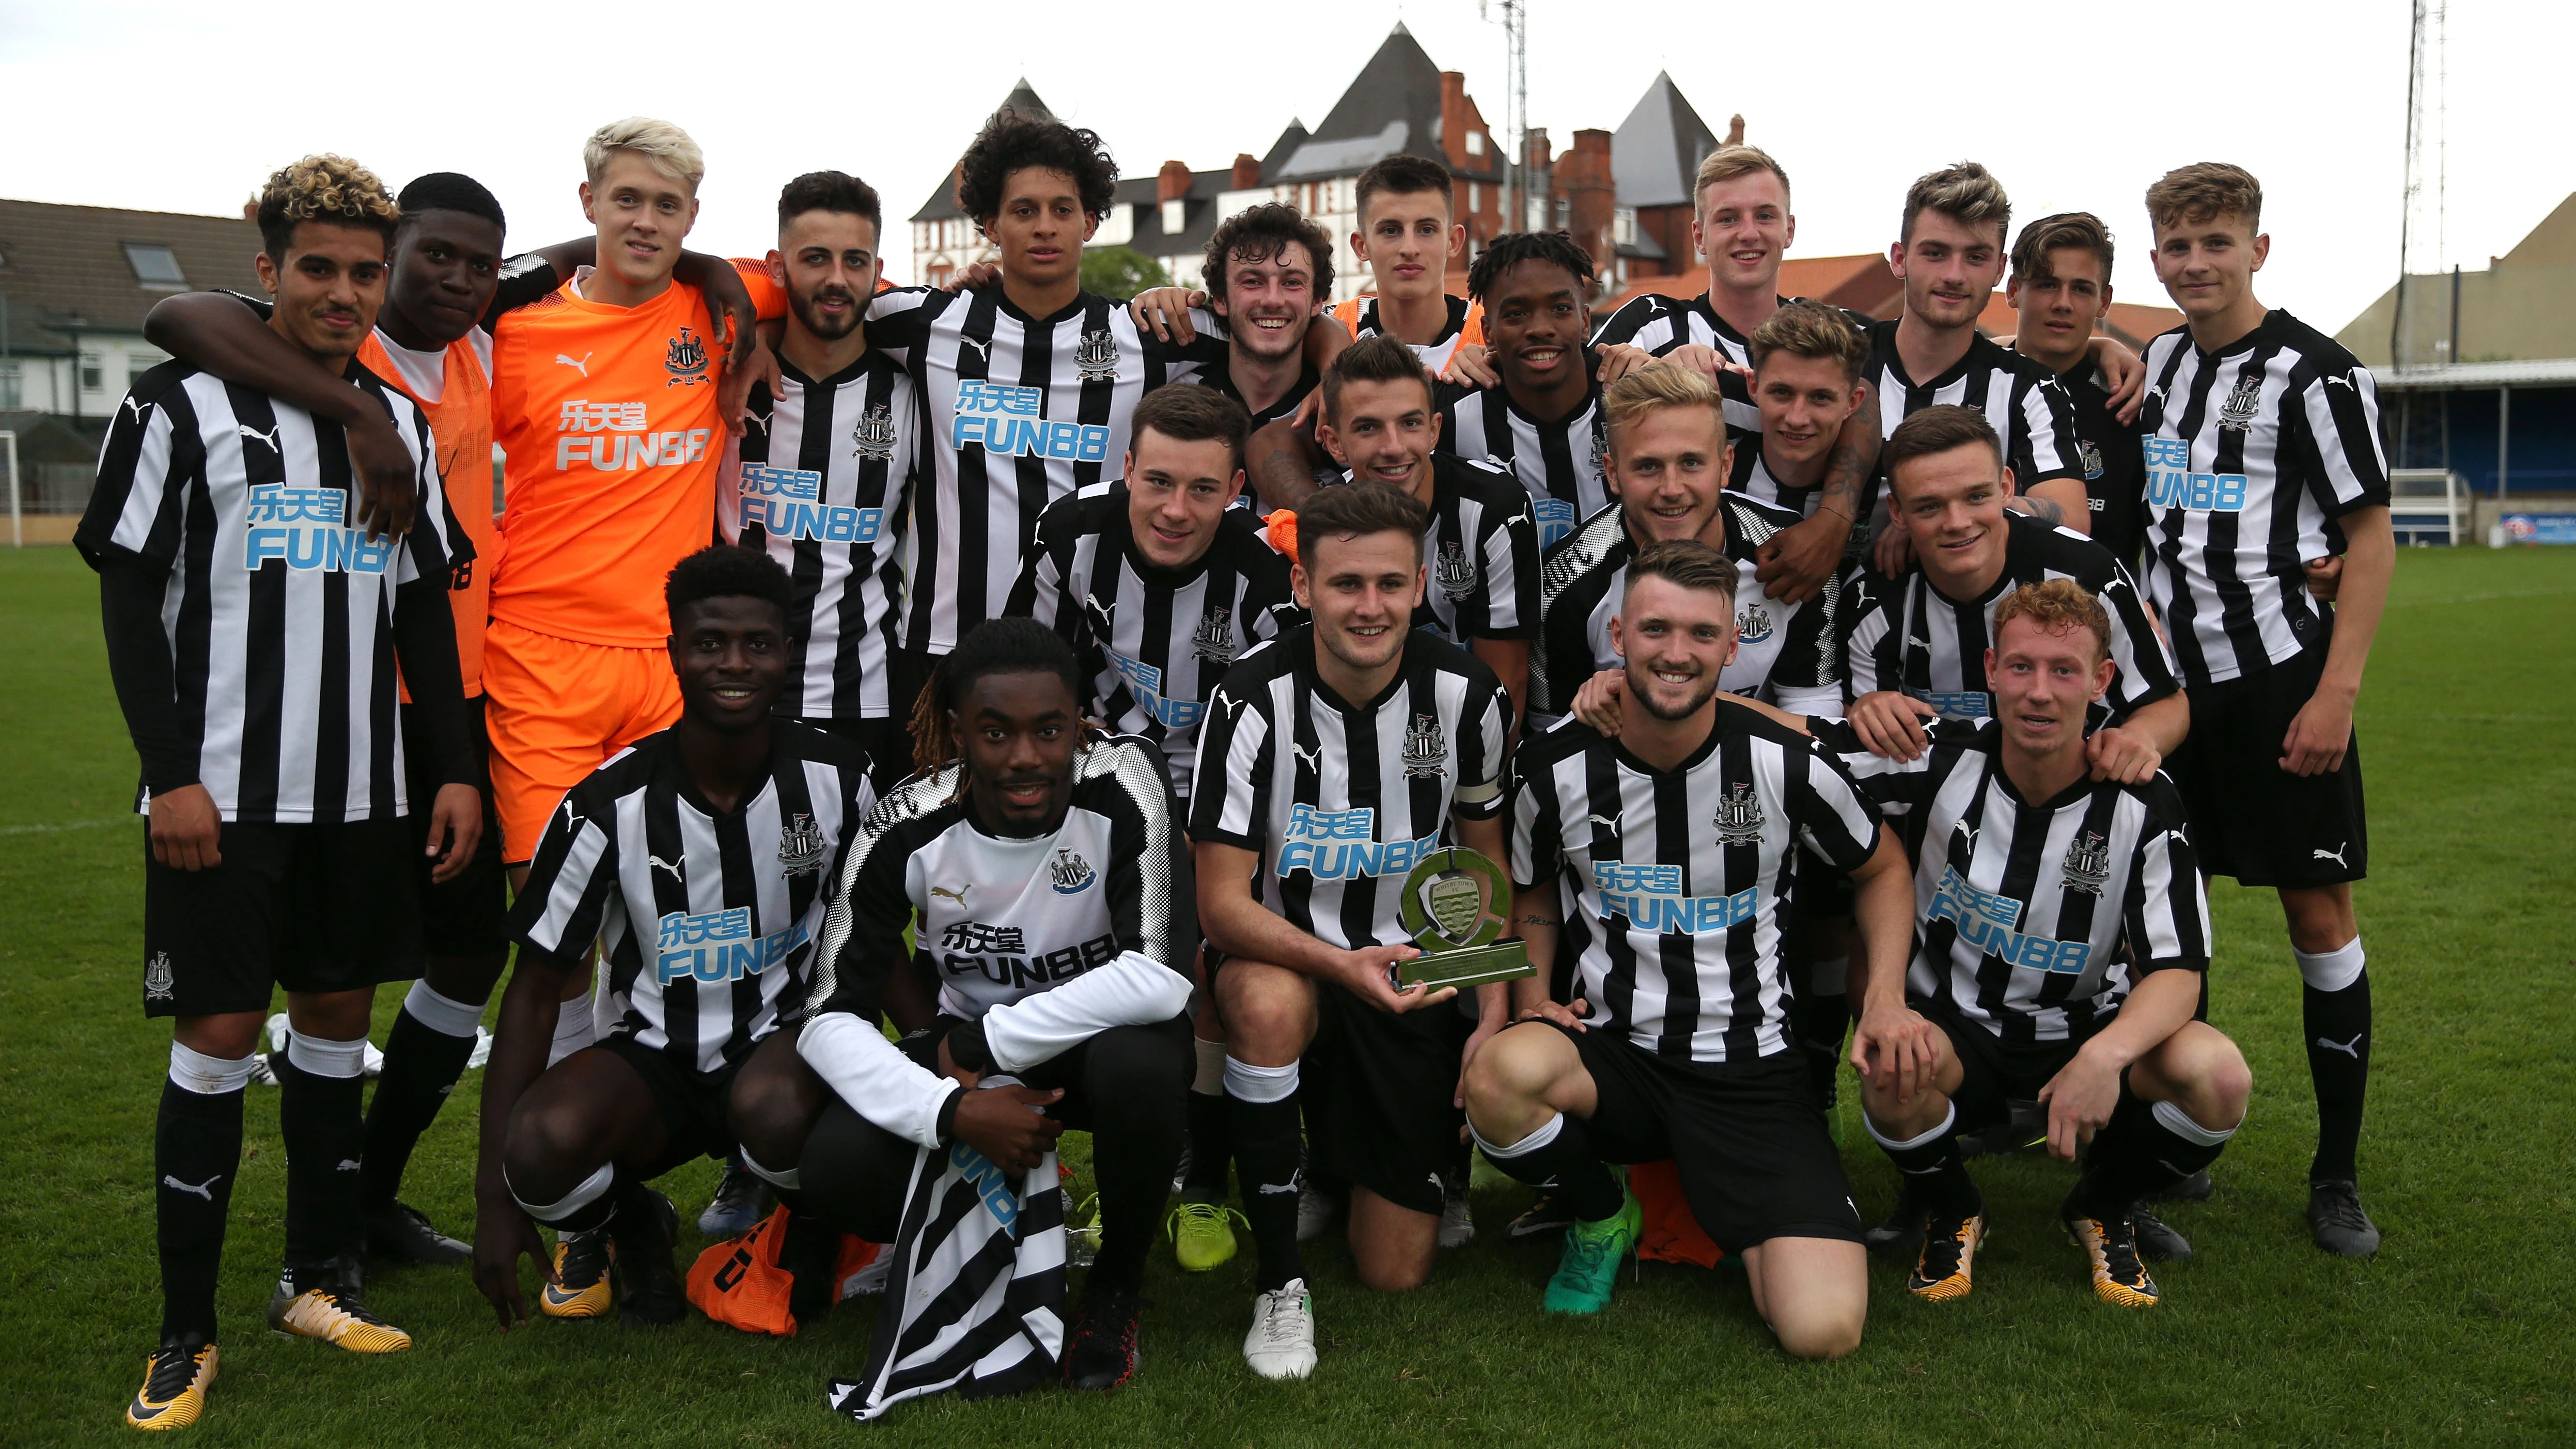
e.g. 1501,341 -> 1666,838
6,0 -> 2568,333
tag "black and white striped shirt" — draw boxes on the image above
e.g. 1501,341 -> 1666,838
1586,290 -> 1775,437
2135,310 -> 2389,684
508,723 -> 875,1074
1844,512 -> 2179,722
1198,354 -> 1319,430
1007,483 -> 1301,797
1191,626 -> 1511,951
722,350 -> 922,719
78,361 -> 467,823
1395,453 -> 1541,645
1510,703 -> 1885,1063
1818,717 -> 2209,1046
1864,319 -> 2080,519
1436,366 -> 1612,553
866,288 -> 1223,654
1728,435 -> 1829,518
1531,495 -> 1844,722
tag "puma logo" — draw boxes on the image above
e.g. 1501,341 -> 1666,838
1905,635 -> 1932,651
1256,1181 -> 1301,1195
237,423 -> 281,451
1210,691 -> 1246,721
556,798 -> 585,834
959,337 -> 992,362
1586,813 -> 1619,828
2314,1033 -> 2364,1060
649,854 -> 685,884
1290,743 -> 1322,772
123,395 -> 152,422
2312,843 -> 2350,868
162,1174 -> 220,1201
2322,374 -> 2359,393
336,1159 -> 362,1172
556,352 -> 592,376
929,884 -> 971,907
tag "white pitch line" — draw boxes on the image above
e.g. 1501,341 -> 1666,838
0,818 -> 130,837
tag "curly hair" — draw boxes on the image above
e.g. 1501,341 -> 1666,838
1465,230 -> 1596,303
253,154 -> 399,262
1991,578 -> 2111,664
955,108 -> 1118,226
1202,202 -> 1334,311
665,544 -> 791,630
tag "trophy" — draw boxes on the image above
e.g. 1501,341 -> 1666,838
1393,846 -> 1532,992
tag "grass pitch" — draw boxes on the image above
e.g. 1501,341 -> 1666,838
3,542 -> 2571,1446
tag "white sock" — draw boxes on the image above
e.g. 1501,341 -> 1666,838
548,1002 -> 598,1066
286,1029 -> 368,1079
1469,1110 -> 1563,1160
1192,1034 -> 1227,1095
2152,1098 -> 2238,1146
2295,936 -> 2365,992
1865,1102 -> 1957,1153
1223,1056 -> 1298,1104
403,979 -> 487,1039
510,1160 -> 613,1224
169,1040 -> 258,1096
743,1153 -> 801,1192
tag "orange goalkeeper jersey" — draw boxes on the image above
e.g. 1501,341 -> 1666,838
488,273 -> 726,647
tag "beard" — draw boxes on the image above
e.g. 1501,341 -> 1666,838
791,285 -> 861,342
1625,662 -> 1719,721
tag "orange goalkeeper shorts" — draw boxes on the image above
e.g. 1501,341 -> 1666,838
483,618 -> 681,863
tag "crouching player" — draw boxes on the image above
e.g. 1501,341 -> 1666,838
791,619 -> 1194,1393
1829,580 -> 2249,1308
471,547 -> 876,1329
1466,541 -> 1908,1358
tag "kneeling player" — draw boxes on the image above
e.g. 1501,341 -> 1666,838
471,547 -> 875,1330
1193,481 -> 1515,1379
791,619 -> 1194,1392
1832,580 -> 2249,1308
1466,541 -> 1903,1359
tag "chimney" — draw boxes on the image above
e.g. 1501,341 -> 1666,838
1525,128 -> 1552,172
1439,71 -> 1470,163
1726,113 -> 1746,147
1562,130 -> 1618,286
1230,153 -> 1262,191
1157,160 -> 1193,202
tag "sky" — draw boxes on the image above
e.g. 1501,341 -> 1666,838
5,0 -> 2569,334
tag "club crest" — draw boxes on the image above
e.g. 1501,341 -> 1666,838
665,326 -> 710,387
145,951 -> 175,1000
1191,605 -> 1237,664
1074,328 -> 1120,383
1736,602 -> 1775,644
2217,373 -> 2263,432
2078,437 -> 2104,481
1049,847 -> 1098,895
2060,830 -> 2112,895
851,403 -> 896,461
1434,542 -> 1476,602
1712,782 -> 1766,846
778,814 -> 829,877
1401,713 -> 1449,778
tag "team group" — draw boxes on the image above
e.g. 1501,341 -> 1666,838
83,101 -> 2393,1429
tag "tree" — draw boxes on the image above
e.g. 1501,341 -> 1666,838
1079,246 -> 1172,300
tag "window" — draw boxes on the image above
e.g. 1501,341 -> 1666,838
128,352 -> 165,386
1162,198 -> 1186,234
1465,130 -> 1486,158
81,355 -> 103,392
0,361 -> 20,410
1469,182 -> 1482,214
1614,207 -> 1638,246
123,243 -> 188,291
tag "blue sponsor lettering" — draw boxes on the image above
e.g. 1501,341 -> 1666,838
653,906 -> 810,984
1276,804 -> 1437,879
947,1140 -> 1018,1230
1105,650 -> 1205,730
949,380 -> 1110,462
242,486 -> 393,574
1591,860 -> 1759,935
741,495 -> 884,543
1533,497 -> 1576,550
2141,437 -> 2246,512
1927,866 -> 2090,974
1905,687 -> 1992,721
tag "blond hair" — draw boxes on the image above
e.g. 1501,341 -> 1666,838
584,116 -> 705,190
1602,364 -> 1727,457
2145,163 -> 2261,234
1991,578 -> 2111,663
1693,145 -> 1791,211
1748,300 -> 1868,385
1902,161 -> 2010,246
252,154 -> 399,260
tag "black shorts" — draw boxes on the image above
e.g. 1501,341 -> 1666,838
1299,975 -> 1473,1216
596,1032 -> 746,1181
403,696 -> 507,958
807,713 -> 913,798
2167,643 -> 2366,888
1918,996 -> 2119,1136
140,816 -> 423,1018
1557,1023 -> 1863,1252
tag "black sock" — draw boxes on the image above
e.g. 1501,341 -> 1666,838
2304,972 -> 2371,1183
273,1046 -> 368,1275
358,1006 -> 477,1209
1182,1088 -> 1232,1202
2076,1094 -> 2235,1217
157,1080 -> 246,1340
1230,1091 -> 1306,1290
1476,1112 -> 1625,1222
1869,1106 -> 1981,1220
1086,1109 -> 1181,1297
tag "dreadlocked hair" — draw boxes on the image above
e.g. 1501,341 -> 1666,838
908,618 -> 1087,780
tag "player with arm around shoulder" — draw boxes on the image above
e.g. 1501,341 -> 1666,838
1464,540 -> 1906,1359
1828,580 -> 2249,1308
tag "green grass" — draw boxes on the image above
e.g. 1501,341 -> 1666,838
4,543 -> 2572,1446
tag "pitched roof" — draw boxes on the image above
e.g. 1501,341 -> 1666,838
0,198 -> 264,353
1273,24 -> 1449,183
1611,72 -> 1721,211
912,78 -> 1059,223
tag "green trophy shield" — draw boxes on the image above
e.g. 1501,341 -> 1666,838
1394,846 -> 1532,991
